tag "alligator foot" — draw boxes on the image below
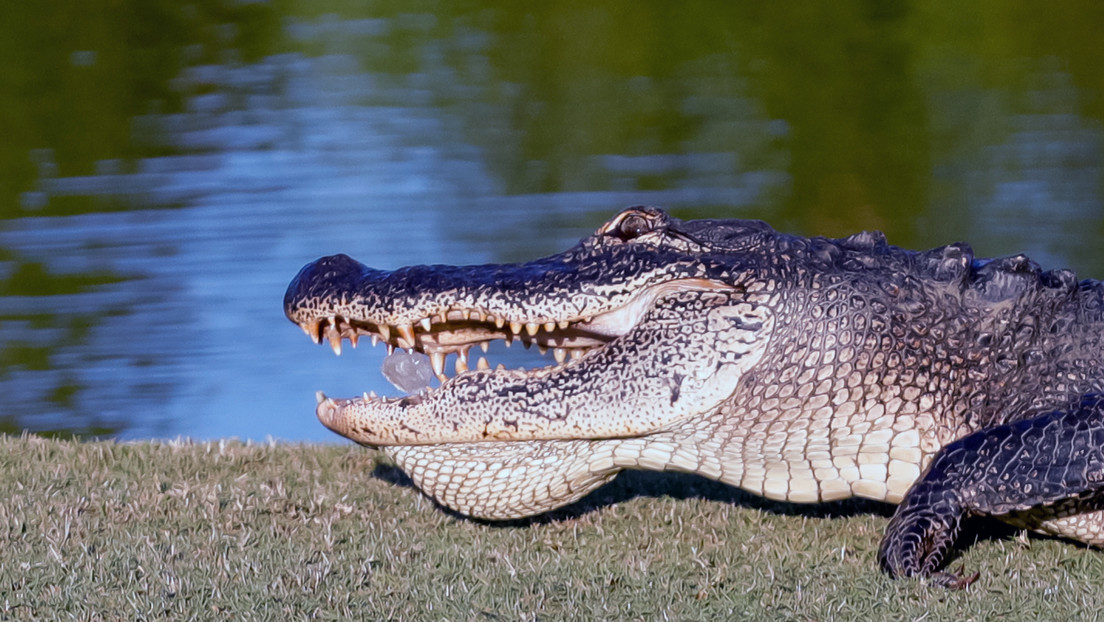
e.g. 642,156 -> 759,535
879,394 -> 1104,583
929,566 -> 980,590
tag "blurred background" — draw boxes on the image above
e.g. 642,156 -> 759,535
0,1 -> 1101,441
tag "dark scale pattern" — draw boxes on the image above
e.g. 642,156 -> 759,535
879,395 -> 1104,584
286,206 -> 1104,582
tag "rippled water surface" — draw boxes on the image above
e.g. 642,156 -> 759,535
1,2 -> 1102,440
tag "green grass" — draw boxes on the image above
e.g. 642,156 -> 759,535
2,436 -> 1103,621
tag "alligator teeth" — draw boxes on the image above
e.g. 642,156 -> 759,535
558,320 -> 571,330
370,335 -> 380,347
348,333 -> 359,348
303,320 -> 322,344
554,348 -> 567,363
493,316 -> 505,329
455,357 -> 468,374
315,391 -> 327,405
460,309 -> 471,321
570,349 -> 585,360
377,324 -> 391,342
430,351 -> 447,377
543,322 -> 556,332
525,322 -> 540,336
396,324 -> 416,346
480,341 -> 489,353
419,317 -> 432,331
509,321 -> 523,334
477,357 -> 489,370
328,332 -> 342,356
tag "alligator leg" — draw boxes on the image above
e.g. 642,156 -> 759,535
878,394 -> 1104,586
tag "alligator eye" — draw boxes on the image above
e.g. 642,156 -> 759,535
618,214 -> 653,240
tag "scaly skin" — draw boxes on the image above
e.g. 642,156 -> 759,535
284,206 -> 1104,582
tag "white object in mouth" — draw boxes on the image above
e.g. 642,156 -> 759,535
381,350 -> 436,394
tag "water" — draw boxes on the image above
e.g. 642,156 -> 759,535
1,3 -> 1102,440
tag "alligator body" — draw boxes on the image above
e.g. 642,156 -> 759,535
284,206 -> 1104,585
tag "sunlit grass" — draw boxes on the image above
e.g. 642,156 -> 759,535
1,436 -> 1102,620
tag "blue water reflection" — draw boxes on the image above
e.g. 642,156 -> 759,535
1,6 -> 1101,441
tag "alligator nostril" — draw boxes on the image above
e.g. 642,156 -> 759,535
284,254 -> 375,319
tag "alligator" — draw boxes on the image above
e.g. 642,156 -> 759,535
284,205 -> 1104,586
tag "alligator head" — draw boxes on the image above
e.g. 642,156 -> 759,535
284,206 -> 777,449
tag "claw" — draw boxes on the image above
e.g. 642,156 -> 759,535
930,566 -> 980,590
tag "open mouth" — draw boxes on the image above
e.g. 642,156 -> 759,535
295,278 -> 727,395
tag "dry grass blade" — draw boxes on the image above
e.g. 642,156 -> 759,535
1,435 -> 1102,621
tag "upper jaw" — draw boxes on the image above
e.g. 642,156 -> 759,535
287,250 -> 726,382
282,242 -> 705,363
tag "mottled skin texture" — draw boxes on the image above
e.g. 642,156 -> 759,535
284,206 -> 1104,583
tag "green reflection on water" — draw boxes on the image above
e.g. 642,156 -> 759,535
0,1 -> 1102,438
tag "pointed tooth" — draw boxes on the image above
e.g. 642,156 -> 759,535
302,320 -> 322,344
558,320 -> 571,330
544,322 -> 556,332
315,391 -> 327,405
538,345 -> 548,355
349,333 -> 359,348
493,315 -> 504,328
369,390 -> 377,398
509,321 -> 523,334
570,349 -> 585,360
495,363 -> 506,371
430,351 -> 447,377
436,373 -> 448,383
386,344 -> 395,355
328,332 -> 342,356
479,341 -> 489,353
455,358 -> 468,374
554,348 -> 567,364
477,357 -> 490,370
504,336 -> 513,347
396,324 -> 416,345
525,322 -> 539,336
377,324 -> 391,341
437,312 -> 448,324
419,317 -> 432,331
458,348 -> 469,363
371,335 -> 380,347
460,309 -> 471,321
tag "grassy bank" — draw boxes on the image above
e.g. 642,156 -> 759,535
1,436 -> 1102,621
